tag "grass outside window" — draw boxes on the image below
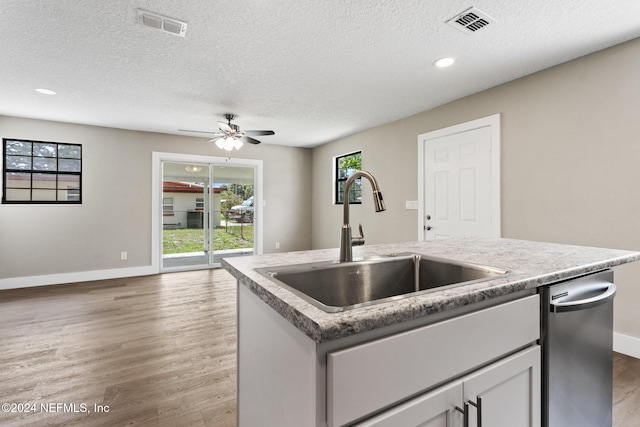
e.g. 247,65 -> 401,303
163,226 -> 253,255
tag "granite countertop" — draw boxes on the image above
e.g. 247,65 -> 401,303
222,237 -> 640,344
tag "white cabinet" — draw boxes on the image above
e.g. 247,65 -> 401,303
358,346 -> 541,427
327,295 -> 540,426
463,346 -> 540,427
237,283 -> 540,427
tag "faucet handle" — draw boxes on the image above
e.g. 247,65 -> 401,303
352,223 -> 365,246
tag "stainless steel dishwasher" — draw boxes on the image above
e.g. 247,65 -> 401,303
540,269 -> 616,427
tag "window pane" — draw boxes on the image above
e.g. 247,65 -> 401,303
335,151 -> 362,205
59,158 -> 81,172
349,180 -> 362,203
5,188 -> 31,201
5,155 -> 32,170
58,144 -> 81,159
3,139 -> 82,204
5,140 -> 31,155
58,174 -> 80,189
337,181 -> 345,203
59,188 -> 80,201
6,172 -> 31,188
32,189 -> 57,201
338,152 -> 361,177
32,173 -> 57,189
33,142 -> 57,157
33,157 -> 57,171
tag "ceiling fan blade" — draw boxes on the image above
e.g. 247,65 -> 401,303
243,130 -> 275,136
178,129 -> 220,135
239,136 -> 262,145
218,121 -> 233,133
207,136 -> 224,143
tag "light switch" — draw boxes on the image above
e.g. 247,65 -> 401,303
405,200 -> 418,210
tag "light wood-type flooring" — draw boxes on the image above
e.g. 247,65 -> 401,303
1,268 -> 640,426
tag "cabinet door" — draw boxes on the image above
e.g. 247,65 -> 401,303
355,381 -> 463,427
463,346 -> 540,427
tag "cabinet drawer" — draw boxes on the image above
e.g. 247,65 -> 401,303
327,295 -> 540,427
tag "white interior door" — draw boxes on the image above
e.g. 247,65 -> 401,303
418,115 -> 500,241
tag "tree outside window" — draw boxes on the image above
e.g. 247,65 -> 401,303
335,151 -> 362,204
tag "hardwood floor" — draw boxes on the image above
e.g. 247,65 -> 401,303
0,269 -> 237,427
614,352 -> 640,426
1,269 -> 640,426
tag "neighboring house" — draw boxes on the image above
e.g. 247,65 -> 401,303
162,181 -> 226,229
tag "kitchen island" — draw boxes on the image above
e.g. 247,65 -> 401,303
222,237 -> 640,426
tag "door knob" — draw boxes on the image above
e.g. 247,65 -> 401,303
425,226 -> 432,231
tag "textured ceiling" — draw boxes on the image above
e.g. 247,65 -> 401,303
1,0 -> 639,148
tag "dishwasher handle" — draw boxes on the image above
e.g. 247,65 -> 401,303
550,281 -> 616,313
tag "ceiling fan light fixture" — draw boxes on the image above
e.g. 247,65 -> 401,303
215,137 -> 242,152
185,114 -> 274,157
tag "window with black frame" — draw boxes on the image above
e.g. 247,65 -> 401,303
2,139 -> 82,204
335,151 -> 362,204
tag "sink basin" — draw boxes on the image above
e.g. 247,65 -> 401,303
256,253 -> 510,312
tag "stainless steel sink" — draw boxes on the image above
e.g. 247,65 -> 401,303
256,253 -> 510,312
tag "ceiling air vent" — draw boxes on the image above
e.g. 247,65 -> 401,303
137,9 -> 187,37
446,7 -> 495,35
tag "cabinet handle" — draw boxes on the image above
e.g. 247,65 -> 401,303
455,403 -> 469,427
468,396 -> 483,427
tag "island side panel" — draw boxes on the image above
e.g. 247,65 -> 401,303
237,283 -> 317,426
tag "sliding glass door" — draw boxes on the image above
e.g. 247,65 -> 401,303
162,161 -> 211,269
212,165 -> 255,265
160,160 -> 256,270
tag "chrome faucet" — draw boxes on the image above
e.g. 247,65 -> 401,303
339,170 -> 386,262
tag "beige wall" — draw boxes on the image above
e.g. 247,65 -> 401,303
0,116 -> 312,280
311,37 -> 640,338
311,127 -> 420,249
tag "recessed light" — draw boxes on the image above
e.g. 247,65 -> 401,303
35,88 -> 56,95
434,57 -> 455,68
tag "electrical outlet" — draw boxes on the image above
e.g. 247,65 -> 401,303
275,242 -> 280,249
120,251 -> 128,261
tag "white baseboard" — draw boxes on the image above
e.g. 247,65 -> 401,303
614,332 -> 640,359
0,266 -> 157,291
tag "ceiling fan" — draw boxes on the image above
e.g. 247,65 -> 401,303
180,114 -> 275,152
